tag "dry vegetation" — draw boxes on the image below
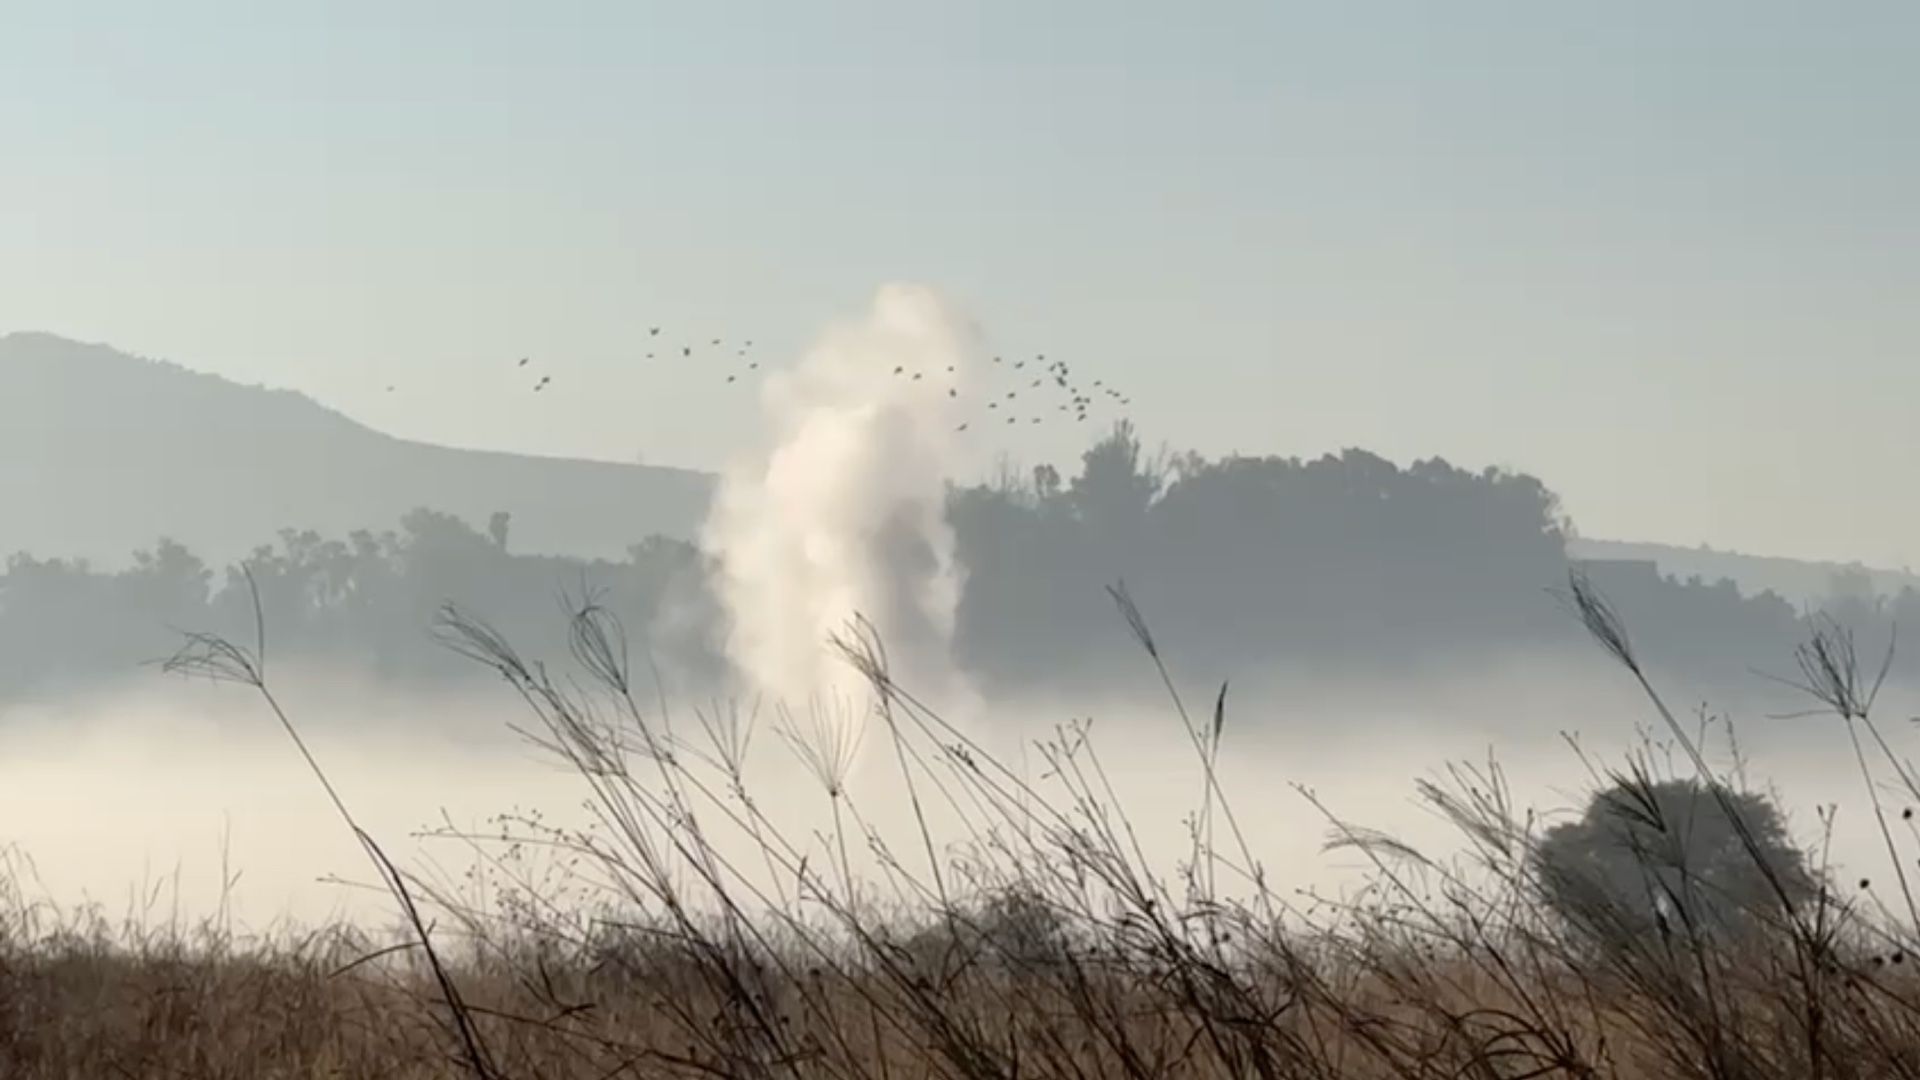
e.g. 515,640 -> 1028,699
7,576 -> 1920,1079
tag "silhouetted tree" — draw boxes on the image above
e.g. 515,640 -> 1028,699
950,434 -> 1588,693
1031,463 -> 1062,503
4,426 -> 1911,708
1068,420 -> 1161,536
0,509 -> 731,701
1534,775 -> 1817,947
123,538 -> 212,622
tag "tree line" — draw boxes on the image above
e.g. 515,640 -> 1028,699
0,424 -> 1901,704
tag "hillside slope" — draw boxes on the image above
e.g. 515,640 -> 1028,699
8,331 -> 1910,608
0,332 -> 715,566
1569,537 -> 1916,606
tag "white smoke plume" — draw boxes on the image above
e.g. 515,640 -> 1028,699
703,283 -> 980,716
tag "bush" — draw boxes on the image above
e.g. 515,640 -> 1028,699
1534,773 -> 1819,949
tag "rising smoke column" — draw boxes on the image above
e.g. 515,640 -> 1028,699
703,284 -> 978,714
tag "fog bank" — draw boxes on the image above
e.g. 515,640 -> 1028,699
1,651 -> 1902,934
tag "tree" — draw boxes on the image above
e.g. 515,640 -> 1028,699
1068,420 -> 1161,533
1031,463 -> 1062,503
124,538 -> 213,619
1534,775 -> 1817,947
1820,565 -> 1882,630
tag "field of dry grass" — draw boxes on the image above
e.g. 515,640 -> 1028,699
8,578 -> 1920,1079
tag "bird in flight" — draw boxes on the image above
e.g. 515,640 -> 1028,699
956,422 -> 968,432
682,346 -> 692,357
894,365 -> 905,375
517,357 -> 529,367
649,327 -> 660,336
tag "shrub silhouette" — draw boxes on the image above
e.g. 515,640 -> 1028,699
1534,774 -> 1818,947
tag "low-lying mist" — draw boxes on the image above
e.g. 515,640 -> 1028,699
1,642 -> 1898,935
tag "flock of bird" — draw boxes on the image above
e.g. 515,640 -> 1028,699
954,351 -> 1134,433
394,324 -> 1136,436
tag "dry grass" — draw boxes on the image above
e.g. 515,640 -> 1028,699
7,575 -> 1920,1078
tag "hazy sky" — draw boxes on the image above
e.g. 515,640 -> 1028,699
3,2 -> 1917,565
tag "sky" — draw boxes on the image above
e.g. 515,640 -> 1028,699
2,1 -> 1917,566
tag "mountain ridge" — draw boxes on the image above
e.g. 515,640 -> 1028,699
6,331 -> 1910,609
0,332 -> 715,566
1568,537 -> 1917,608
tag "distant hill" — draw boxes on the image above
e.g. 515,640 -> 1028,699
9,331 -> 1914,608
0,332 -> 715,567
1568,537 -> 1919,607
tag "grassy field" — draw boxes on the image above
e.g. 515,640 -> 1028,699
6,578 -> 1920,1079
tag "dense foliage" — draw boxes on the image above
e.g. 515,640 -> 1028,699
1,425 -> 1901,702
1535,775 -> 1819,946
